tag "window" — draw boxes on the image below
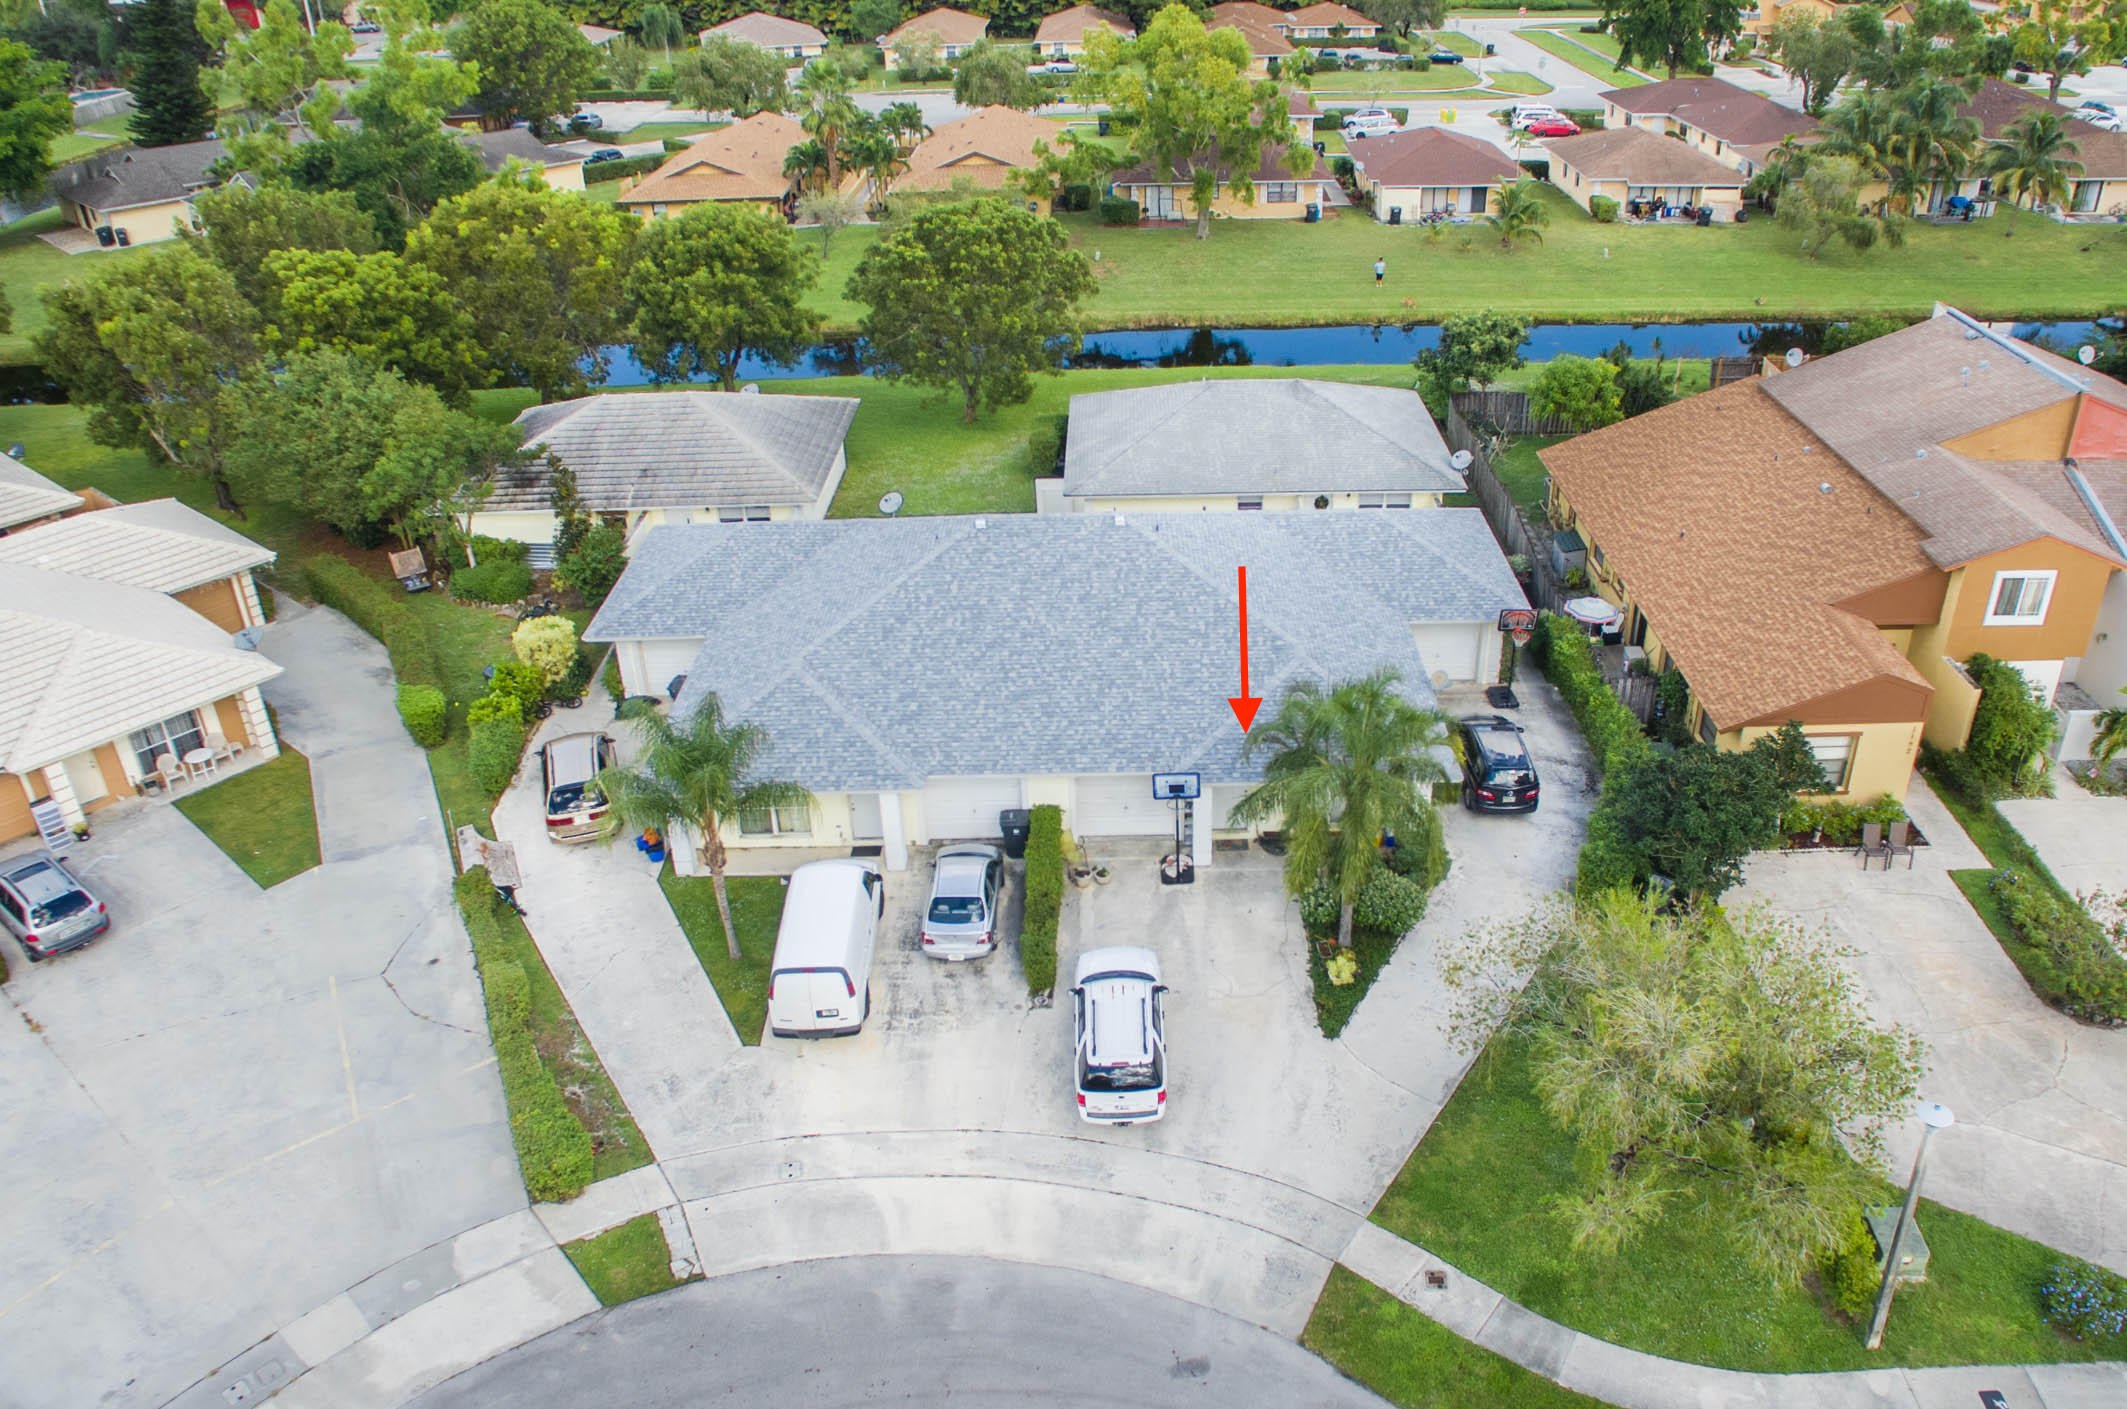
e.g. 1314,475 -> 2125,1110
717,504 -> 772,523
1357,491 -> 1412,508
1984,569 -> 2054,625
130,710 -> 205,776
1805,734 -> 1857,793
739,802 -> 812,835
1264,182 -> 1298,203
1236,496 -> 1264,510
1698,711 -> 1717,745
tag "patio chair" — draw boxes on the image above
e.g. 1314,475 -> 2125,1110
153,753 -> 186,790
205,732 -> 243,763
1885,819 -> 1914,870
1858,821 -> 1890,869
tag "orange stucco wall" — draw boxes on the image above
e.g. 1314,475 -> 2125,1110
1942,542 -> 2115,660
213,696 -> 253,748
1941,397 -> 2079,461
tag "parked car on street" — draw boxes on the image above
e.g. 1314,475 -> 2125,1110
540,732 -> 617,843
921,844 -> 1004,961
1428,50 -> 1465,64
585,147 -> 626,165
1456,714 -> 1540,814
0,853 -> 110,962
1527,117 -> 1581,137
1072,947 -> 1167,1125
1509,103 -> 1562,129
1342,109 -> 1399,138
768,859 -> 884,1038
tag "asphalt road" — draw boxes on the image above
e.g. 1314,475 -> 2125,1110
406,1256 -> 1393,1408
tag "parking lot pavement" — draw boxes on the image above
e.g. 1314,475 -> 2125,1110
1734,775 -> 2127,1274
0,601 -> 521,1409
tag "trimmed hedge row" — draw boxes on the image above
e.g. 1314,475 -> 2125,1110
455,868 -> 595,1202
396,684 -> 447,748
1533,612 -> 1652,780
1988,868 -> 2127,1025
1022,804 -> 1063,997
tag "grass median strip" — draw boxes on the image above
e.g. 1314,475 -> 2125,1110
1519,27 -> 1649,86
562,1213 -> 691,1306
659,866 -> 785,1043
173,749 -> 321,888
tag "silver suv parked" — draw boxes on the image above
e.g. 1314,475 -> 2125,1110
0,853 -> 110,962
921,844 -> 1003,960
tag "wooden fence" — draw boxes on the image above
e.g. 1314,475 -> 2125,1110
1442,399 -> 1560,612
1449,390 -> 1576,437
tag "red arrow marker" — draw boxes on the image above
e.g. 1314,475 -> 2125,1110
1228,565 -> 1262,732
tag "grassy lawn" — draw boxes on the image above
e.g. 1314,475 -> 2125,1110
1371,1035 -> 2127,1372
173,749 -> 321,887
1429,30 -> 1483,56
1303,1268 -> 1609,1409
585,177 -> 620,205
561,1213 -> 688,1305
1487,435 -> 1561,511
1518,27 -> 1649,86
1487,69 -> 1554,95
51,130 -> 125,163
1542,25 -> 1628,62
0,207 -> 154,364
658,867 -> 786,1043
613,121 -> 718,143
1313,67 -> 1485,94
406,592 -> 520,837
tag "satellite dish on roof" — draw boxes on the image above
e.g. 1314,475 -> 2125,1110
232,626 -> 264,651
2079,345 -> 2098,366
1784,347 -> 1805,368
878,490 -> 904,517
1449,449 -> 1474,470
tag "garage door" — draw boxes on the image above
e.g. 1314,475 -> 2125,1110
634,638 -> 704,698
1410,622 -> 1483,686
0,773 -> 33,844
921,777 -> 1023,840
1072,775 -> 1173,837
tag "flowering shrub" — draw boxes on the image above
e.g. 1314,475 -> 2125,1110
2041,1258 -> 2127,1338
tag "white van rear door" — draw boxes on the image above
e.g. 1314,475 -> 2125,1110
770,969 -> 853,1032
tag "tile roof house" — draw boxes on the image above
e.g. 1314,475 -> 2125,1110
616,112 -> 805,216
456,127 -> 589,192
1599,76 -> 1817,176
881,6 -> 990,60
1052,379 -> 1466,513
701,11 -> 830,60
893,106 -> 1065,201
1108,141 -> 1330,222
1280,2 -> 1382,38
0,505 -> 284,845
1540,306 -> 2127,804
467,390 -> 861,560
584,511 -> 1526,872
1206,2 -> 1296,73
0,453 -> 82,533
1345,127 -> 1523,224
1035,4 -> 1134,55
1543,126 -> 1747,217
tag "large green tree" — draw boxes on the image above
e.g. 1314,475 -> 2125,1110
185,183 -> 380,305
1229,669 -> 1458,950
258,247 -> 484,403
1607,721 -> 1823,900
37,245 -> 259,512
1528,354 -> 1622,432
1774,153 -> 1905,257
793,60 -> 863,186
1439,891 -> 1924,1282
123,0 -> 211,146
1354,0 -> 1447,41
0,39 -> 69,198
1598,0 -> 1744,80
1081,4 -> 1302,239
196,0 -> 352,137
1767,10 -> 1852,115
2013,0 -> 2126,104
451,0 -> 600,130
1484,178 -> 1548,250
673,34 -> 789,117
1986,108 -> 2082,236
848,197 -> 1095,421
623,203 -> 821,390
597,695 -> 814,961
952,37 -> 1043,109
403,176 -> 638,399
1412,311 -> 1527,402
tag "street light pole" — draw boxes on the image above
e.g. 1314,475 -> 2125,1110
1864,1102 -> 1954,1351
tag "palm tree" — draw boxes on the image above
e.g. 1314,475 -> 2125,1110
878,100 -> 930,150
843,127 -> 906,206
1227,669 -> 1459,949
2093,687 -> 2127,775
1885,74 -> 1979,212
1986,109 -> 2082,237
783,137 -> 832,191
597,694 -> 813,961
1485,178 -> 1548,251
1819,90 -> 1897,208
795,62 -> 863,186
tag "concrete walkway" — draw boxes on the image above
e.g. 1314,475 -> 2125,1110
1998,770 -> 2127,899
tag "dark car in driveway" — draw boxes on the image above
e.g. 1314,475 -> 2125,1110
1457,714 -> 1539,814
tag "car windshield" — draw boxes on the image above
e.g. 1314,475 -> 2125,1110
929,896 -> 983,924
1082,1058 -> 1162,1093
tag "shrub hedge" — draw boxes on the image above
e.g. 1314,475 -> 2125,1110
395,684 -> 448,748
452,559 -> 535,606
1097,195 -> 1140,225
470,712 -> 529,795
1988,868 -> 2127,1025
1780,792 -> 1905,847
1819,1206 -> 1878,1319
1532,612 -> 1652,779
304,556 -> 441,689
1022,804 -> 1063,997
1589,194 -> 1618,222
454,869 -> 595,1203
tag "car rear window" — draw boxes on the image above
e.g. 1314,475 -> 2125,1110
547,781 -> 603,815
30,889 -> 89,927
928,896 -> 983,924
1081,1057 -> 1163,1092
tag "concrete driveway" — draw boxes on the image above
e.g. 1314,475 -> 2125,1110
498,682 -> 1594,1336
1733,776 -> 2127,1274
0,600 -> 521,1409
1998,771 -> 2127,899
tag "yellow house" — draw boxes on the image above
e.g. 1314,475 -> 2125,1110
1109,141 -> 1329,222
1345,126 -> 1523,223
701,11 -> 829,61
881,6 -> 989,61
49,136 -> 236,246
1279,2 -> 1383,39
617,111 -> 805,218
1597,75 -> 1817,178
1540,307 -> 2127,804
1543,126 -> 1747,217
1206,1 -> 1295,76
1849,78 -> 2127,215
891,105 -> 1065,208
458,128 -> 589,191
1742,0 -> 1839,39
1034,4 -> 1134,57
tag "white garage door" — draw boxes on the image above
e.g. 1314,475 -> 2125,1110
1410,622 -> 1483,686
634,638 -> 704,698
1073,775 -> 1174,836
921,777 -> 1023,840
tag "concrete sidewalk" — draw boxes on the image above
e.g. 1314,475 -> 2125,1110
1998,771 -> 2127,898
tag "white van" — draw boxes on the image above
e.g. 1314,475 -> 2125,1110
1341,109 -> 1398,139
767,859 -> 885,1038
1509,103 -> 1562,130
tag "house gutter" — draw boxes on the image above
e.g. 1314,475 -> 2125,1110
2065,458 -> 2127,561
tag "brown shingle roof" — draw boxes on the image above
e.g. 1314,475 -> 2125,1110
1206,2 -> 1296,56
703,11 -> 827,47
1347,127 -> 1521,189
882,6 -> 990,46
899,106 -> 1065,192
1959,78 -> 2127,175
1286,2 -> 1378,27
618,112 -> 803,207
1542,126 -> 1745,185
1035,4 -> 1134,44
1603,75 -> 1815,146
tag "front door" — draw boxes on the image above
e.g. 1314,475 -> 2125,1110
2073,180 -> 2101,213
849,792 -> 884,841
62,751 -> 108,807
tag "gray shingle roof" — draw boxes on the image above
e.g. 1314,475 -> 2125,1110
585,512 -> 1525,791
51,137 -> 230,213
1062,379 -> 1464,498
489,391 -> 861,513
458,128 -> 588,174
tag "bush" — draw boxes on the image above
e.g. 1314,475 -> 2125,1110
303,556 -> 441,688
1964,652 -> 2057,796
602,652 -> 624,703
2043,1258 -> 2127,1338
1097,195 -> 1141,225
555,523 -> 627,609
1058,181 -> 1092,212
1989,868 -> 2127,1023
395,684 -> 447,748
1574,799 -> 1641,897
1332,155 -> 1354,180
1022,804 -> 1063,996
454,870 -> 594,1202
442,534 -> 528,571
513,615 -> 580,689
1589,194 -> 1618,222
469,711 -> 528,794
488,660 -> 546,709
598,153 -> 666,182
1533,611 -> 1653,780
452,559 -> 535,606
1353,867 -> 1430,935
1820,1206 -> 1878,1319
1383,805 -> 1449,893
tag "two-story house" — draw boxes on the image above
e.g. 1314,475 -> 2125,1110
1597,76 -> 1818,181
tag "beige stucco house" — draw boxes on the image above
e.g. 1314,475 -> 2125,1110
458,127 -> 589,192
1205,2 -> 1295,75
50,137 -> 236,246
1034,4 -> 1134,56
617,112 -> 805,217
1109,142 -> 1330,222
881,6 -> 989,61
1347,126 -> 1523,222
892,106 -> 1065,206
1597,76 -> 1816,179
1279,2 -> 1382,39
1544,126 -> 1746,217
702,11 -> 830,61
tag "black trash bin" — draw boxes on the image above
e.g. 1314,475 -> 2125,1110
1097,115 -> 1110,136
1304,202 -> 1321,222
1484,42 -> 1496,54
999,808 -> 1031,859
1696,207 -> 1712,227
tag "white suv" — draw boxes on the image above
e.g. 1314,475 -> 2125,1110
1072,947 -> 1167,1124
1509,103 -> 1564,130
